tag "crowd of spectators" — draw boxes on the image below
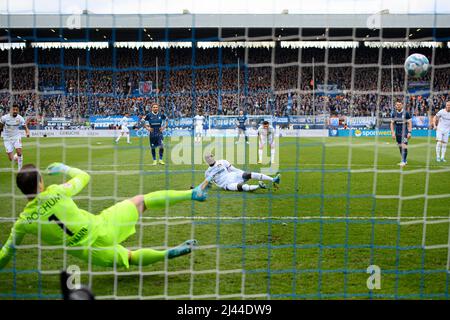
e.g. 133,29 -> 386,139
0,46 -> 448,120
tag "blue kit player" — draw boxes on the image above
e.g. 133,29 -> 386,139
235,110 -> 249,144
390,101 -> 412,167
145,103 -> 167,165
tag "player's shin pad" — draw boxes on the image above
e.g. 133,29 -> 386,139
144,190 -> 193,210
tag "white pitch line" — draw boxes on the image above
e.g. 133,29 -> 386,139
2,215 -> 443,221
137,216 -> 450,220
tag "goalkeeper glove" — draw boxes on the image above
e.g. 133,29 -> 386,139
47,162 -> 70,175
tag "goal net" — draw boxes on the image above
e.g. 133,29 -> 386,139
0,2 -> 449,300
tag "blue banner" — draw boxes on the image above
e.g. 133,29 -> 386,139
209,116 -> 238,129
89,116 -> 139,128
168,117 -> 194,128
412,116 -> 430,128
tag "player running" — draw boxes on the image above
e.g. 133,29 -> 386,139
433,100 -> 450,162
204,153 -> 280,192
0,104 -> 30,170
115,112 -> 131,144
193,111 -> 205,143
257,121 -> 276,164
390,101 -> 412,167
144,103 -> 167,165
0,162 -> 210,270
235,110 -> 249,144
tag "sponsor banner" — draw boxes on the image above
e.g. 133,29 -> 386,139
273,117 -> 289,125
168,117 -> 194,128
331,129 -> 435,137
45,117 -> 72,128
208,116 -> 290,129
206,128 -> 328,138
132,128 -> 193,137
165,129 -> 193,137
288,116 -> 327,125
89,116 -> 139,128
25,130 -> 117,137
345,116 -> 376,127
282,129 -> 329,137
209,116 -> 239,129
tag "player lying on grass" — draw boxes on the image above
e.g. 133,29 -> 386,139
0,163 -> 210,270
204,153 -> 280,192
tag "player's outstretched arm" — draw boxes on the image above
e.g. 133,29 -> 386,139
47,162 -> 91,197
0,222 -> 25,270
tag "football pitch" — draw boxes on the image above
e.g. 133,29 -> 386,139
0,136 -> 449,299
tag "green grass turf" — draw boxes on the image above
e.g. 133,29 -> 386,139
0,136 -> 449,299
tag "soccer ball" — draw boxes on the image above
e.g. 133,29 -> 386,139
404,53 -> 430,78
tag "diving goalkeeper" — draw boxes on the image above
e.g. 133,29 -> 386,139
0,163 -> 209,270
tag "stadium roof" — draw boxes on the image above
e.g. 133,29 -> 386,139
1,9 -> 450,43
1,0 -> 450,15
1,13 -> 450,29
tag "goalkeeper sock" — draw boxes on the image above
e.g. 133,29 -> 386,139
151,148 -> 156,160
144,190 -> 193,210
250,172 -> 273,182
129,248 -> 166,266
17,155 -> 23,170
436,141 -> 442,159
441,143 -> 447,159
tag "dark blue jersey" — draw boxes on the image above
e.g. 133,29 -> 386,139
145,112 -> 167,135
237,115 -> 247,128
391,109 -> 411,136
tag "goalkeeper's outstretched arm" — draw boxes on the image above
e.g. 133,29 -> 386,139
0,222 -> 25,270
47,163 -> 91,197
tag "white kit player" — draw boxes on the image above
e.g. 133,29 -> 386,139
204,154 -> 280,192
193,112 -> 205,143
115,113 -> 131,144
0,105 -> 30,170
433,100 -> 450,162
257,120 -> 276,164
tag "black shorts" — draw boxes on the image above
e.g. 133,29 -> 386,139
149,134 -> 164,148
396,134 -> 409,145
238,126 -> 246,132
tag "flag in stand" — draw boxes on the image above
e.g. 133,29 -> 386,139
139,81 -> 153,95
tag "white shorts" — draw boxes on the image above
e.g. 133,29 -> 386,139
220,171 -> 245,190
436,129 -> 449,143
194,126 -> 203,135
3,138 -> 22,153
259,137 -> 274,148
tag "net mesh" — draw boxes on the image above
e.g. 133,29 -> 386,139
0,6 -> 449,300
